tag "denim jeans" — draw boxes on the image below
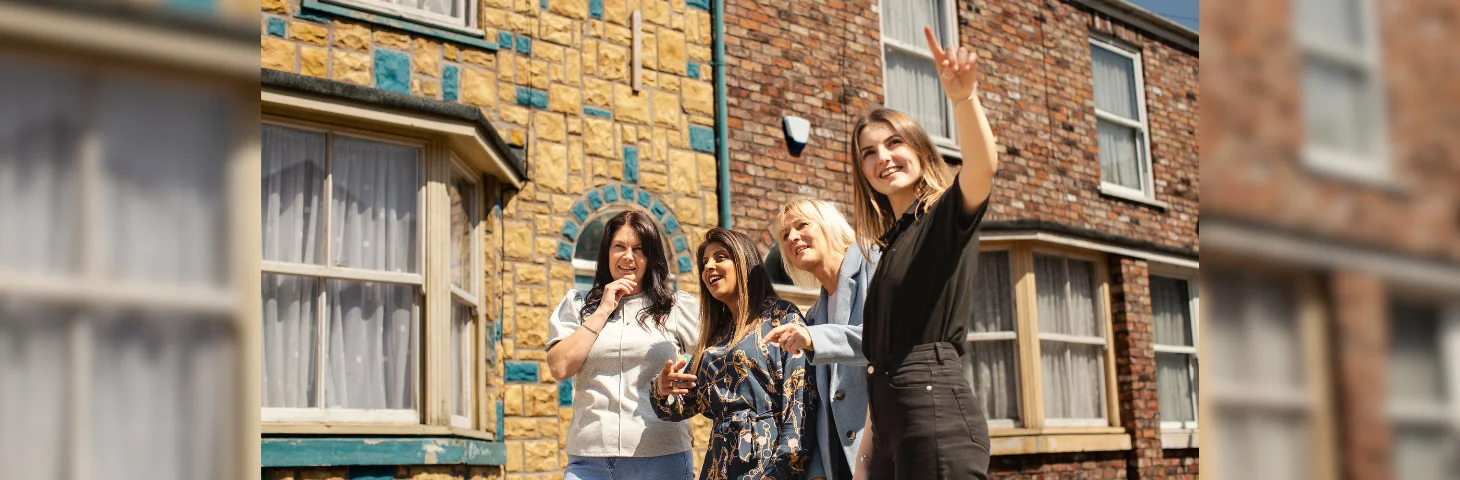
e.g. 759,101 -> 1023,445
564,451 -> 696,480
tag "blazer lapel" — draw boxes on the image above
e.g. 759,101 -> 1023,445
832,249 -> 862,326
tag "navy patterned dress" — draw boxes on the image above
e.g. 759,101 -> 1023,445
652,298 -> 818,479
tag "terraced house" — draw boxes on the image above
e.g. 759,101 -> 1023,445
257,0 -> 1199,479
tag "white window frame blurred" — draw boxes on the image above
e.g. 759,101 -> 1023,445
1089,37 -> 1156,201
1295,0 -> 1391,182
878,0 -> 962,157
323,0 -> 481,34
447,155 -> 481,430
1386,300 -> 1460,480
1149,265 -> 1200,433
259,116 -> 488,433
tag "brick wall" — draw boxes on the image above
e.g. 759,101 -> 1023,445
1203,0 -> 1460,261
723,0 -> 1199,254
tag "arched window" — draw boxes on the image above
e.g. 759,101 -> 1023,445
572,207 -> 675,292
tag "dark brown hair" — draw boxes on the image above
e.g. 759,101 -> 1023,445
577,210 -> 675,328
689,228 -> 778,373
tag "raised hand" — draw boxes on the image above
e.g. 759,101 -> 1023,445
924,25 -> 979,103
655,358 -> 697,396
765,323 -> 814,356
594,274 -> 638,317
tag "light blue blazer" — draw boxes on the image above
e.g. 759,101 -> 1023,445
803,245 -> 879,480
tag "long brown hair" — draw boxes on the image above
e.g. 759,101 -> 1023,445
849,108 -> 955,252
577,210 -> 675,329
689,228 -> 777,374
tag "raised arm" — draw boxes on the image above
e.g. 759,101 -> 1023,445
764,316 -> 818,480
925,26 -> 998,212
545,276 -> 637,380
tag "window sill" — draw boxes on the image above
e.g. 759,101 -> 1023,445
300,0 -> 498,52
261,434 -> 506,467
1300,148 -> 1408,195
1162,429 -> 1199,449
264,423 -> 496,441
988,428 -> 1131,455
1098,185 -> 1169,209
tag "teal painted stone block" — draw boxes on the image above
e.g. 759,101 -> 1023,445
562,221 -> 580,241
677,254 -> 692,273
689,126 -> 715,153
261,437 -> 506,467
651,200 -> 668,219
686,0 -> 709,10
620,185 -> 635,201
266,17 -> 286,37
587,190 -> 604,210
603,186 -> 619,202
663,215 -> 679,235
374,49 -> 411,94
557,241 -> 573,261
673,236 -> 687,253
349,466 -> 396,480
637,190 -> 652,208
516,36 -> 531,55
590,0 -> 603,18
559,378 -> 573,406
516,87 -> 533,106
623,147 -> 639,183
687,62 -> 699,79
505,361 -> 539,382
496,401 -> 505,438
584,107 -> 613,118
499,32 -> 513,49
530,89 -> 548,109
572,202 -> 590,223
443,65 -> 460,101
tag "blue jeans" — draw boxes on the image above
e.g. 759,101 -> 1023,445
564,451 -> 696,480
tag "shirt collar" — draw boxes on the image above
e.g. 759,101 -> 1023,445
879,198 -> 927,246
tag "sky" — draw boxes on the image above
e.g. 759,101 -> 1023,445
1124,0 -> 1200,31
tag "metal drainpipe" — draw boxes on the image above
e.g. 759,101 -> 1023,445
713,0 -> 731,229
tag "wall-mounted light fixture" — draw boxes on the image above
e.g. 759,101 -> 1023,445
782,115 -> 809,156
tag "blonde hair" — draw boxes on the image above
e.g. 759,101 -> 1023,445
773,199 -> 855,290
849,108 -> 955,254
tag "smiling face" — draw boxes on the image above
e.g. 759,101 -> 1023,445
857,121 -> 925,199
699,242 -> 738,305
606,225 -> 646,293
777,213 -> 828,273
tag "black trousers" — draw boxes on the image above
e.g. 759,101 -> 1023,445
867,342 -> 990,480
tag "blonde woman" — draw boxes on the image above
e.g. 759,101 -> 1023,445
764,199 -> 878,480
847,28 -> 998,479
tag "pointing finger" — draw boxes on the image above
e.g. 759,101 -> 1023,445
923,26 -> 946,64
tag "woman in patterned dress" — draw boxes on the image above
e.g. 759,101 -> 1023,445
651,228 -> 818,480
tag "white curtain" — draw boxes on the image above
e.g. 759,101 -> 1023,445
1156,353 -> 1196,423
90,314 -> 237,480
1097,120 -> 1142,190
1302,58 -> 1370,156
0,61 -> 82,275
451,303 -> 472,417
881,0 -> 945,45
0,301 -> 70,480
260,126 -> 326,408
1035,255 -> 1106,420
884,51 -> 950,139
1394,425 -> 1458,480
449,171 -> 475,290
1091,46 -> 1138,119
1217,408 -> 1311,480
1152,277 -> 1193,347
330,136 -> 419,274
325,280 -> 418,409
262,274 -> 319,408
969,251 -> 1018,422
98,79 -> 229,287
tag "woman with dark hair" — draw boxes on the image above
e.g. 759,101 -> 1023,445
547,209 -> 700,480
650,228 -> 817,480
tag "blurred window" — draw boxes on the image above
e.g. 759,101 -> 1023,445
1090,38 -> 1155,199
1388,302 -> 1460,480
1296,0 -> 1387,177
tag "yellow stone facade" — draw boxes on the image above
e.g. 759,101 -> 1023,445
262,0 -> 719,477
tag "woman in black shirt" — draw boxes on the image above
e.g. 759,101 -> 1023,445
847,27 -> 999,480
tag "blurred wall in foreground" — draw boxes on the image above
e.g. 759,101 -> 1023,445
1203,0 -> 1460,478
0,2 -> 258,480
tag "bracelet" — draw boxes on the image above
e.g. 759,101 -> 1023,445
582,324 -> 601,336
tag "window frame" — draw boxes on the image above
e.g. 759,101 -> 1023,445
446,154 -> 481,430
323,0 -> 481,35
1027,246 -> 1118,428
965,245 -> 1023,430
1088,36 -> 1156,201
260,118 -> 428,425
1295,0 -> 1391,182
259,115 -> 488,432
1385,298 -> 1460,455
1149,264 -> 1200,432
877,0 -> 962,156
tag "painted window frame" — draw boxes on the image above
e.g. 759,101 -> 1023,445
877,0 -> 963,157
1089,36 -> 1157,201
447,154 -> 481,430
323,0 -> 481,35
966,246 -> 1022,430
1149,264 -> 1200,432
1295,0 -> 1391,182
260,115 -> 489,432
964,243 -> 1130,455
1385,296 -> 1460,478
